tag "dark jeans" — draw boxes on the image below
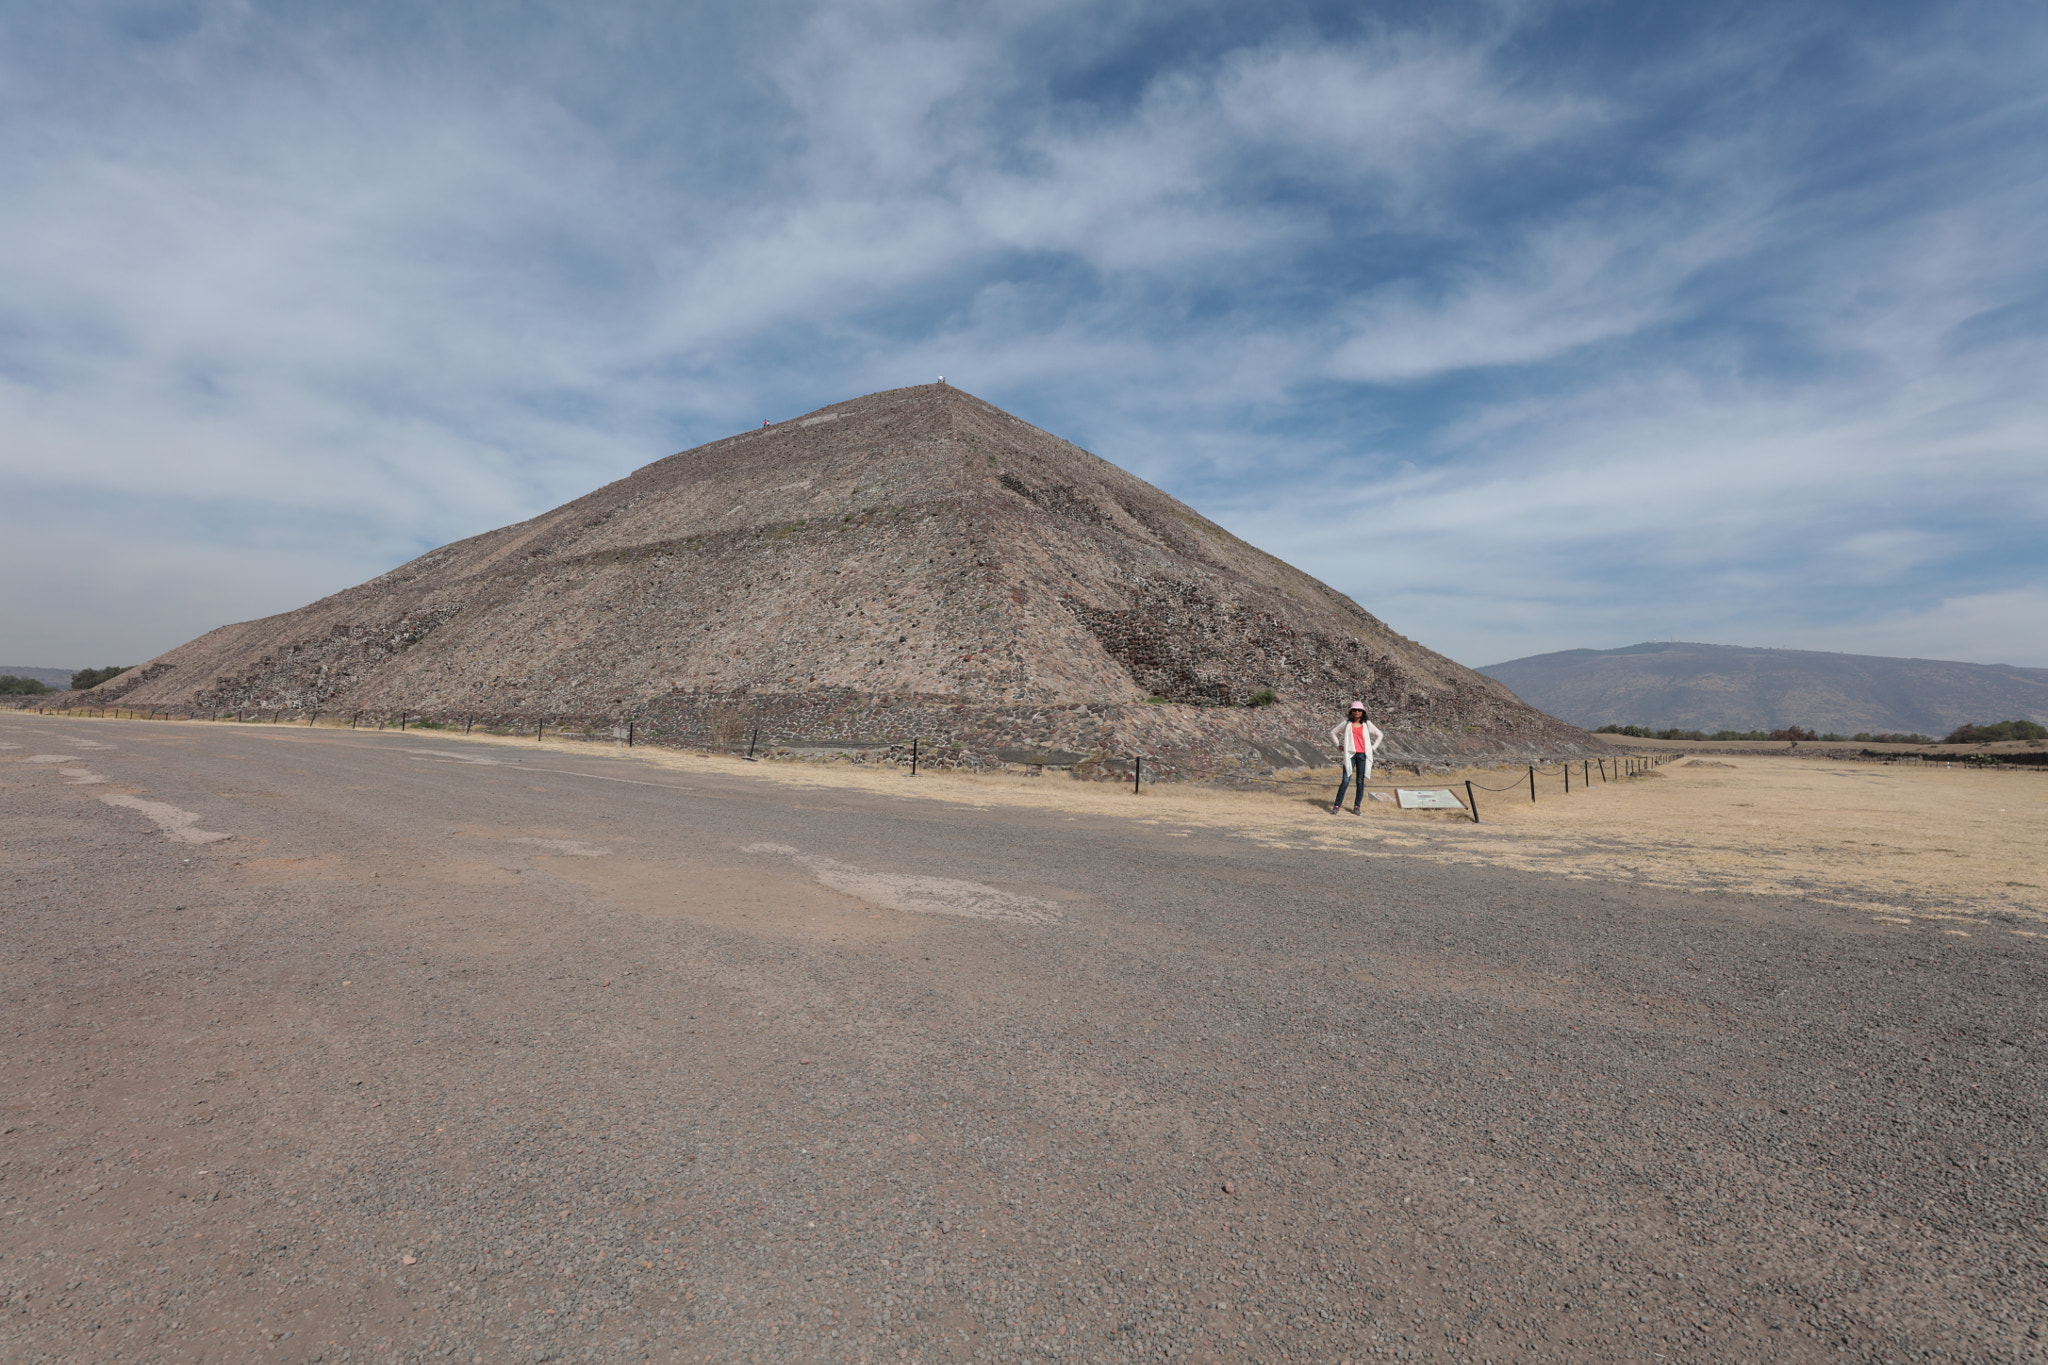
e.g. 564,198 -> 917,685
1333,753 -> 1370,809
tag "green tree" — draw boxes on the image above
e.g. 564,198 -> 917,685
1943,719 -> 2048,744
0,675 -> 51,695
71,665 -> 131,690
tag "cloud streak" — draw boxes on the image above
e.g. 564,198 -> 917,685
1,0 -> 2044,669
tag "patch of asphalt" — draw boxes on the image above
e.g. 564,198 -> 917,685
744,841 -> 1064,924
0,715 -> 2044,1364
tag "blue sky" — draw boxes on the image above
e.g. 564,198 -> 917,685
4,0 -> 2046,670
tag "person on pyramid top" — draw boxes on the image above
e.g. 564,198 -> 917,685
1329,701 -> 1384,815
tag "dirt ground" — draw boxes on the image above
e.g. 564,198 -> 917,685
6,714 -> 2046,1364
395,727 -> 2048,932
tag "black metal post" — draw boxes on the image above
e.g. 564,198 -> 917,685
1465,779 -> 1479,824
910,736 -> 919,776
465,716 -> 473,734
1529,765 -> 1537,801
1583,760 -> 1589,786
746,728 -> 759,761
1133,755 -> 1142,794
1565,763 -> 1570,794
536,719 -> 544,742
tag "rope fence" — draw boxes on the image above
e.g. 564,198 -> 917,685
24,703 -> 1680,819
1452,755 -> 1670,823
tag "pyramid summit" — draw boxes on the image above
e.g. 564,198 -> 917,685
90,384 -> 1598,778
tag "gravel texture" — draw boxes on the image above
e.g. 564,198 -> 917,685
3,714 -> 2044,1364
72,383 -> 1600,777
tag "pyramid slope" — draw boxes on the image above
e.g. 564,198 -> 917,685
92,384 -> 1600,776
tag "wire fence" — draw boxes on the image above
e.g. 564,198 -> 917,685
21,703 -> 1083,777
1453,756 -> 1671,823
26,702 -> 1674,817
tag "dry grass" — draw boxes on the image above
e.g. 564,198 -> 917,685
416,725 -> 2048,931
52,713 -> 2048,931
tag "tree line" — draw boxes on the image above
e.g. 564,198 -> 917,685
1593,721 -> 2045,744
0,666 -> 134,695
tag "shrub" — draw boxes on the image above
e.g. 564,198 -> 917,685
1244,687 -> 1277,708
1595,723 -> 1714,739
71,665 -> 131,690
1710,730 -> 1772,741
0,675 -> 51,695
1144,695 -> 1169,704
1768,727 -> 1818,742
1943,719 -> 2048,744
1594,723 -> 1717,739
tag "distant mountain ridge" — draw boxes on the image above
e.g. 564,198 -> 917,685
0,666 -> 77,690
1477,642 -> 2048,736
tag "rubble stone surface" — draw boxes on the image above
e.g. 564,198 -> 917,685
88,384 -> 1603,778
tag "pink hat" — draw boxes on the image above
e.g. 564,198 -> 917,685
1347,700 -> 1367,712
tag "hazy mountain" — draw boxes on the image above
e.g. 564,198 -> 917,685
1478,642 -> 2048,736
0,665 -> 77,690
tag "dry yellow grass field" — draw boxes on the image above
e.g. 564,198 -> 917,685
398,724 -> 2048,932
42,713 -> 2048,933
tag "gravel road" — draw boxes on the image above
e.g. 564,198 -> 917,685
3,715 -> 2043,1364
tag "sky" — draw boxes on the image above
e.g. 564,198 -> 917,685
4,0 -> 2046,671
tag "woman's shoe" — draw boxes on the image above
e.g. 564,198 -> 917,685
1330,802 -> 1342,814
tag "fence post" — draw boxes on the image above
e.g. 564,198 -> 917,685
537,719 -> 544,743
1565,763 -> 1571,794
1465,779 -> 1479,824
746,728 -> 759,761
1528,765 -> 1536,801
910,736 -> 919,776
1583,760 -> 1589,787
1133,755 -> 1143,794
465,716 -> 473,734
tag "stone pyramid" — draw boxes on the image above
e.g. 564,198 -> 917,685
93,384 -> 1599,778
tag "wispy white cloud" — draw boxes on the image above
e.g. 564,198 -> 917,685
0,0 -> 2043,675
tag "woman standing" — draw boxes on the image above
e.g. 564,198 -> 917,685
1329,701 -> 1385,814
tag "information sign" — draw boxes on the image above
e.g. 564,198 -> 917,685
1396,788 -> 1466,810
